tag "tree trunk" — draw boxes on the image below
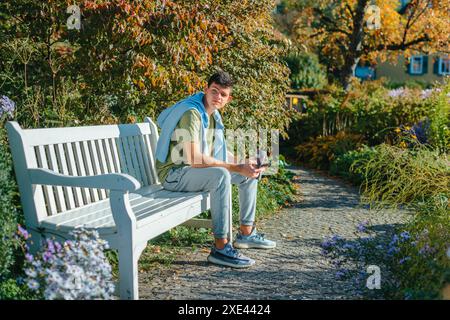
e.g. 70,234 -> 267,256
340,0 -> 370,91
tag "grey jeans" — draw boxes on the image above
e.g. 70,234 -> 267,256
162,166 -> 258,239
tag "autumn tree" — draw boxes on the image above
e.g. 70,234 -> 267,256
0,0 -> 292,134
285,0 -> 450,90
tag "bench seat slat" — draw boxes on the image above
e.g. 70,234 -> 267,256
40,189 -> 209,233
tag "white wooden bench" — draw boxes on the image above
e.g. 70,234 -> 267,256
6,117 -> 233,300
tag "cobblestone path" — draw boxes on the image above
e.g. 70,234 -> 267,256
138,167 -> 409,299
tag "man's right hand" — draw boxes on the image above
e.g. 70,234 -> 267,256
236,163 -> 264,179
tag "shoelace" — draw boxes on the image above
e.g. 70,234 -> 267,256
226,245 -> 241,258
254,232 -> 266,240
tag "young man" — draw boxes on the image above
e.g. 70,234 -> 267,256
155,71 -> 276,268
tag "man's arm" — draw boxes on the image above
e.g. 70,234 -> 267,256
184,142 -> 263,179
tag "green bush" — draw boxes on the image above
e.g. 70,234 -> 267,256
284,51 -> 328,89
289,79 -> 442,148
0,127 -> 22,279
0,278 -> 36,300
329,146 -> 378,185
427,81 -> 450,154
321,211 -> 450,299
353,144 -> 449,211
392,207 -> 450,299
323,140 -> 449,299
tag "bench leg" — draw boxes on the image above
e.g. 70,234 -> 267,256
118,240 -> 148,300
119,248 -> 139,300
28,230 -> 44,256
118,244 -> 139,300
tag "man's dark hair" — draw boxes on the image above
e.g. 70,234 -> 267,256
207,71 -> 234,88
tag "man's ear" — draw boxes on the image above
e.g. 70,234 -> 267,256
227,95 -> 233,103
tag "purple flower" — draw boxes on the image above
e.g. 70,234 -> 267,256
0,95 -> 15,117
27,279 -> 40,291
321,234 -> 344,251
388,88 -> 408,98
42,250 -> 54,262
420,89 -> 433,99
388,246 -> 400,255
399,256 -> 411,264
343,243 -> 355,250
335,269 -> 348,279
17,225 -> 29,239
54,241 -> 62,252
400,231 -> 411,242
356,221 -> 369,233
46,239 -> 56,254
25,253 -> 34,262
419,243 -> 434,256
390,234 -> 399,246
331,235 -> 342,242
411,119 -> 430,144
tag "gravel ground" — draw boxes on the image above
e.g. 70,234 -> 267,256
138,166 -> 410,300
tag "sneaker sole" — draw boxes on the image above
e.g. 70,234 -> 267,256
207,255 -> 255,268
233,242 -> 276,249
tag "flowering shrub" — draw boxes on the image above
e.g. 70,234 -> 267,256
321,223 -> 391,299
18,227 -> 115,300
322,216 -> 450,299
387,87 -> 450,101
0,95 -> 15,119
295,131 -> 365,170
289,79 -> 447,149
389,123 -> 429,149
0,126 -> 23,284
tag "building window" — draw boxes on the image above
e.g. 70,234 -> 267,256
354,65 -> 375,80
399,0 -> 411,12
400,0 -> 410,8
438,57 -> 450,75
410,56 -> 424,74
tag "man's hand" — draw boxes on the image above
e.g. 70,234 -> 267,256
237,163 -> 264,179
186,143 -> 266,178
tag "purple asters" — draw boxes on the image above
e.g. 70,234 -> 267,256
410,119 -> 430,144
0,95 -> 15,118
21,228 -> 115,300
356,220 -> 369,233
17,224 -> 30,239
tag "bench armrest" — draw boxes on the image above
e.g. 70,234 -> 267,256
28,168 -> 141,192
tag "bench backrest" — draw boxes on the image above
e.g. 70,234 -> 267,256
6,118 -> 160,224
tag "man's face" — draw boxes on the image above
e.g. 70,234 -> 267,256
204,82 -> 232,110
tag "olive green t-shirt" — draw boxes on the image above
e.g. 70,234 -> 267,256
156,109 -> 215,182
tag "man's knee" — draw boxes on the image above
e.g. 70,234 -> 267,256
209,167 -> 231,188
